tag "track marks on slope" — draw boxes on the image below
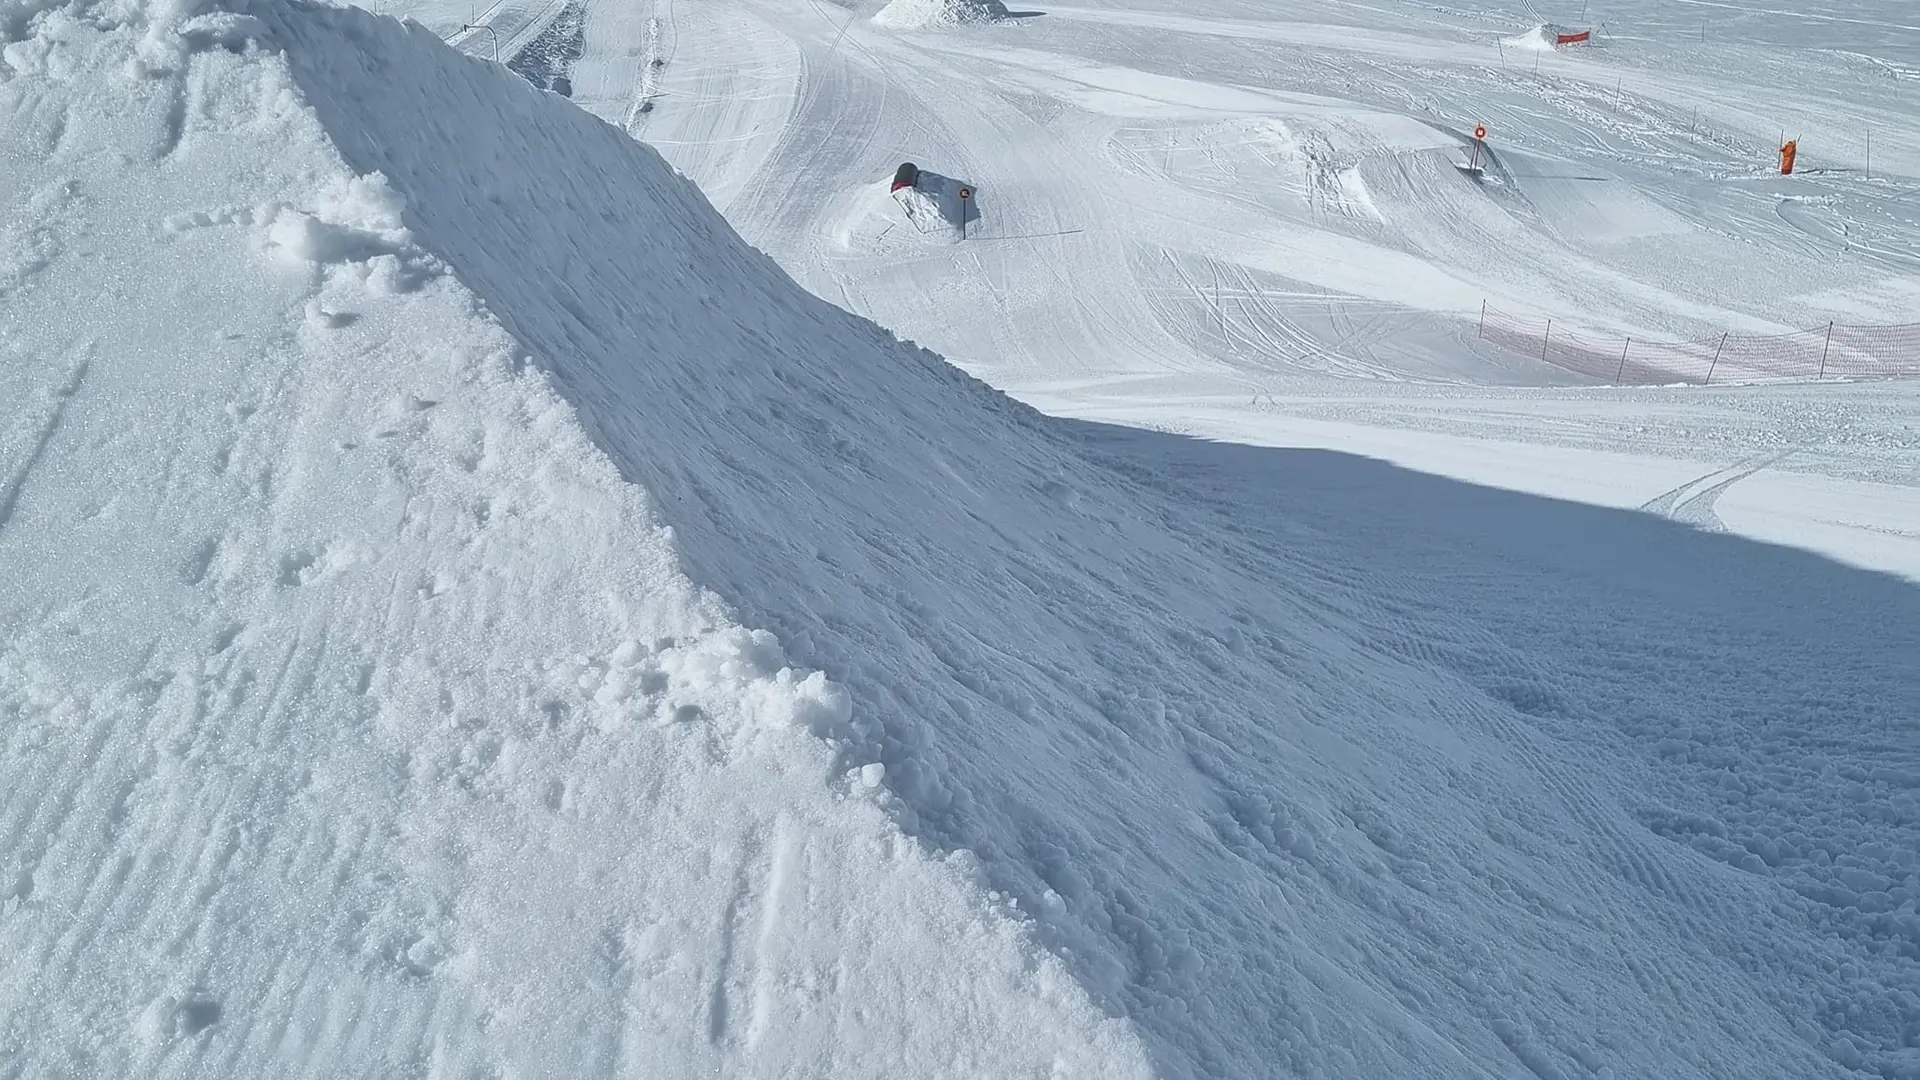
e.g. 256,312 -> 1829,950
1639,450 -> 1793,532
0,352 -> 88,533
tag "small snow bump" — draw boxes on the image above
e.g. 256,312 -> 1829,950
277,551 -> 317,586
303,299 -> 356,330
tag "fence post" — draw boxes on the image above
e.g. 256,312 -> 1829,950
1616,337 -> 1631,384
1705,331 -> 1728,385
1541,319 -> 1552,362
1819,321 -> 1834,378
1478,300 -> 1486,339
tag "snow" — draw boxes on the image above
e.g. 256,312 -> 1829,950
7,0 -> 1920,1075
1502,24 -> 1582,52
0,2 -> 1144,1075
872,0 -> 1009,32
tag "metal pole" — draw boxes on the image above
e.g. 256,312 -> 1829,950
1478,300 -> 1487,338
1820,322 -> 1834,378
1705,331 -> 1728,385
1541,318 -> 1552,362
1616,337 -> 1631,383
1613,76 -> 1622,113
1865,128 -> 1871,180
461,23 -> 500,62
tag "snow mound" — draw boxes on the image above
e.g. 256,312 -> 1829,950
0,1 -> 1148,1076
310,1 -> 1920,1075
7,0 -> 1917,1078
1502,23 -> 1581,51
872,0 -> 1009,31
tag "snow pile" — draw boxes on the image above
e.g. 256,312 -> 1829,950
1502,23 -> 1582,51
872,0 -> 1009,31
0,1 -> 1148,1076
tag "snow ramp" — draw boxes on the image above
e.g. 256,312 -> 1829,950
6,1 -> 1918,1079
261,6 -> 1920,1080
0,2 -> 1145,1077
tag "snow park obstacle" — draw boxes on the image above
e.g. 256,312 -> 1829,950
887,165 -> 976,240
1502,23 -> 1592,51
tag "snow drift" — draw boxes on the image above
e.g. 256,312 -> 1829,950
0,1 -> 1144,1076
872,0 -> 1009,31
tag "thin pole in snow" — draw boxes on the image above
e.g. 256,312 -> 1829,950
1478,299 -> 1487,338
1541,318 -> 1552,362
1616,337 -> 1631,383
1705,330 -> 1728,384
1865,127 -> 1871,179
1613,75 -> 1622,113
461,23 -> 500,62
1214,270 -> 1225,343
1820,321 -> 1834,378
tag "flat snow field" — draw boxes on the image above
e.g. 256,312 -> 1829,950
2,0 -> 1918,1078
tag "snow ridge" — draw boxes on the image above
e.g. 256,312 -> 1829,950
0,1 -> 1147,1076
264,5 -> 1920,1080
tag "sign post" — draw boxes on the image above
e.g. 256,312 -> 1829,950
957,186 -> 973,239
1471,125 -> 1487,171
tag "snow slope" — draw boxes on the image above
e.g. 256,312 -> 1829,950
266,5 -> 1917,1080
6,1 -> 1920,1079
528,0 -> 1920,579
0,3 -> 1144,1076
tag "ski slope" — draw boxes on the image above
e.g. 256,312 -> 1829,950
430,0 -> 1920,580
4,0 -> 1919,1078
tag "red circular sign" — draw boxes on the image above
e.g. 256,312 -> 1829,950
1474,125 -> 1488,140
958,186 -> 973,200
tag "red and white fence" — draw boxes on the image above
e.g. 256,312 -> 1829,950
1478,304 -> 1920,385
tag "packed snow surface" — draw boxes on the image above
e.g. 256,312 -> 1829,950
7,0 -> 1920,1077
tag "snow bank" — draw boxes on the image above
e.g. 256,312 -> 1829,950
872,0 -> 1009,31
0,1 -> 1147,1076
1502,23 -> 1582,51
